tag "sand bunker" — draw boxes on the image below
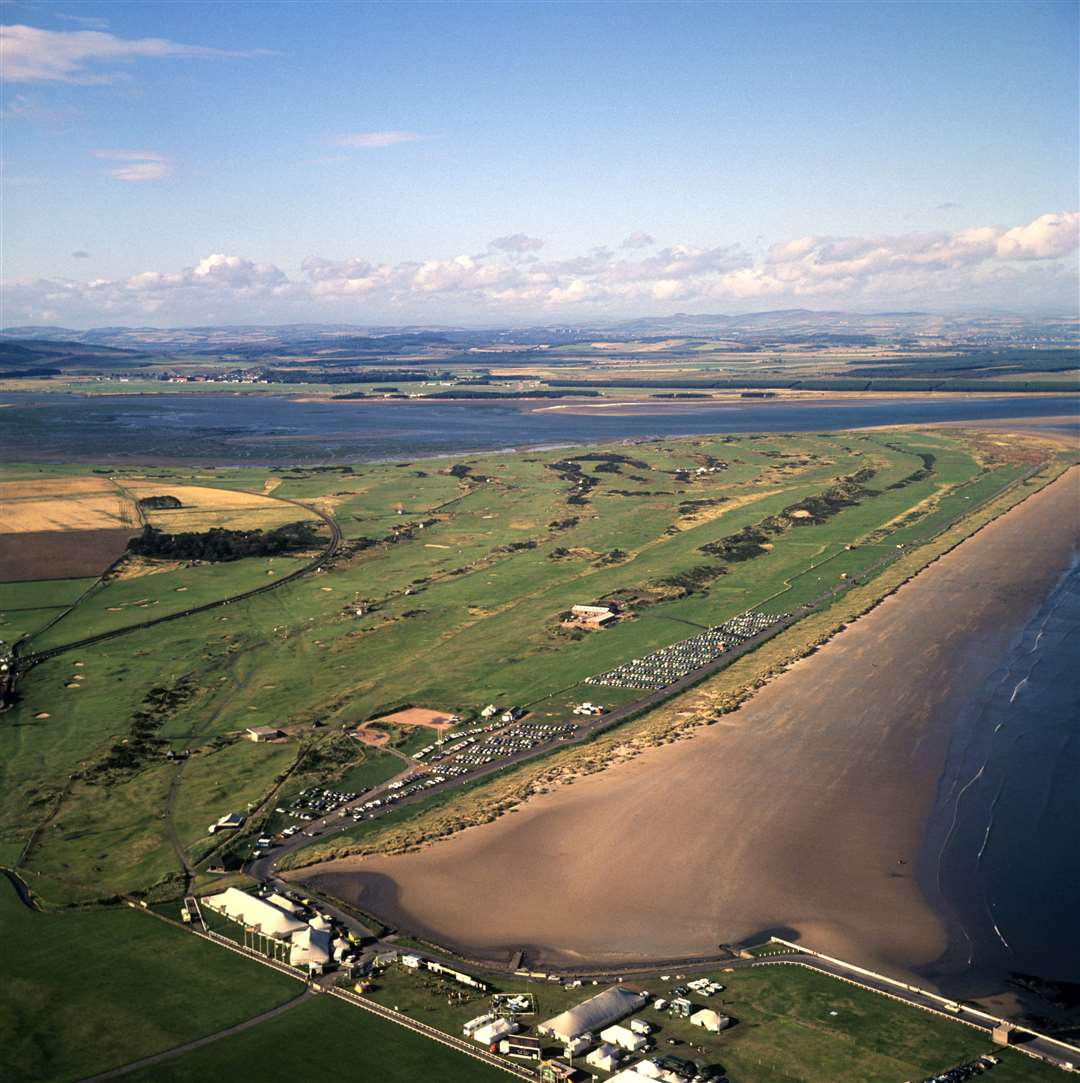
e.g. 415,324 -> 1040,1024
300,469 -> 1080,984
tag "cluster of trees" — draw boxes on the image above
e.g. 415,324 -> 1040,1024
127,520 -> 321,562
137,495 -> 183,510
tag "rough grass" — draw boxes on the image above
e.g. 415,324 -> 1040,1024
0,879 -> 299,1083
119,993 -> 510,1083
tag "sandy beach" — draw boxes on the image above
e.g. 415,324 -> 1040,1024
300,467 -> 1080,984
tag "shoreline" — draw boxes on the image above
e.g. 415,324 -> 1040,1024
299,467 -> 1080,995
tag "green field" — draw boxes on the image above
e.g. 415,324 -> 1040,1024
0,428 -> 1067,908
0,878 -> 299,1083
120,993 -> 510,1082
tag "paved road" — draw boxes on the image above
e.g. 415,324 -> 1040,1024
76,988 -> 315,1082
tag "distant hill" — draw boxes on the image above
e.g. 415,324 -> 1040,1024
2,310 -> 1076,357
0,337 -> 147,372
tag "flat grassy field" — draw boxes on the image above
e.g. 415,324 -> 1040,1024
119,993 -> 510,1083
0,879 -> 299,1083
0,429 -> 1065,907
361,960 -> 1063,1083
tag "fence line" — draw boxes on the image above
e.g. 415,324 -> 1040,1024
767,937 -> 1080,1062
329,986 -> 533,1079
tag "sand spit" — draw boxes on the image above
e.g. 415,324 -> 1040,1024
301,470 -> 1080,983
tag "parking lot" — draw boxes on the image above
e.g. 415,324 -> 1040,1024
587,610 -> 786,690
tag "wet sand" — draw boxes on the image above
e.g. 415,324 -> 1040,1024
301,469 -> 1080,982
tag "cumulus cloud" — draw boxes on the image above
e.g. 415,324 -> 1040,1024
3,212 -> 1077,324
0,23 -> 266,84
489,233 -> 545,254
620,230 -> 655,249
92,149 -> 171,182
995,212 -> 1080,260
337,131 -> 422,148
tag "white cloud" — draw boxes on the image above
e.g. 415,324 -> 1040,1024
92,149 -> 171,182
3,211 -> 1077,324
620,231 -> 655,249
337,131 -> 422,148
0,23 -> 266,84
996,212 -> 1080,260
490,233 -> 545,254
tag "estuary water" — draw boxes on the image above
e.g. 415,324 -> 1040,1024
0,390 -> 1076,464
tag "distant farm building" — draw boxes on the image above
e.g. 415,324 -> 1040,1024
246,726 -> 284,742
207,812 -> 245,834
565,603 -> 618,629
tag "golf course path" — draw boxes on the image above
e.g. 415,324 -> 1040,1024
76,988 -> 315,1082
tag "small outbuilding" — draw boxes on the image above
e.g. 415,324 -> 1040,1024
207,812 -> 245,834
246,726 -> 284,742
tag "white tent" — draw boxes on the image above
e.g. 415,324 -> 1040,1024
600,1023 -> 647,1052
539,986 -> 648,1043
202,887 -> 306,938
585,1043 -> 620,1072
473,1018 -> 515,1045
289,925 -> 332,970
690,1007 -> 730,1032
266,892 -> 303,915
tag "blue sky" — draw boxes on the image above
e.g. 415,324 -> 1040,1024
2,0 -> 1077,326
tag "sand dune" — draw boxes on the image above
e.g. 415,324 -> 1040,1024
302,469 -> 1080,982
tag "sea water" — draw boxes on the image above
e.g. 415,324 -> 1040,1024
920,553 -> 1080,998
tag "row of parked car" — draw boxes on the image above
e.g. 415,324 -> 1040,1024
586,610 -> 786,691
921,1055 -> 1001,1083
